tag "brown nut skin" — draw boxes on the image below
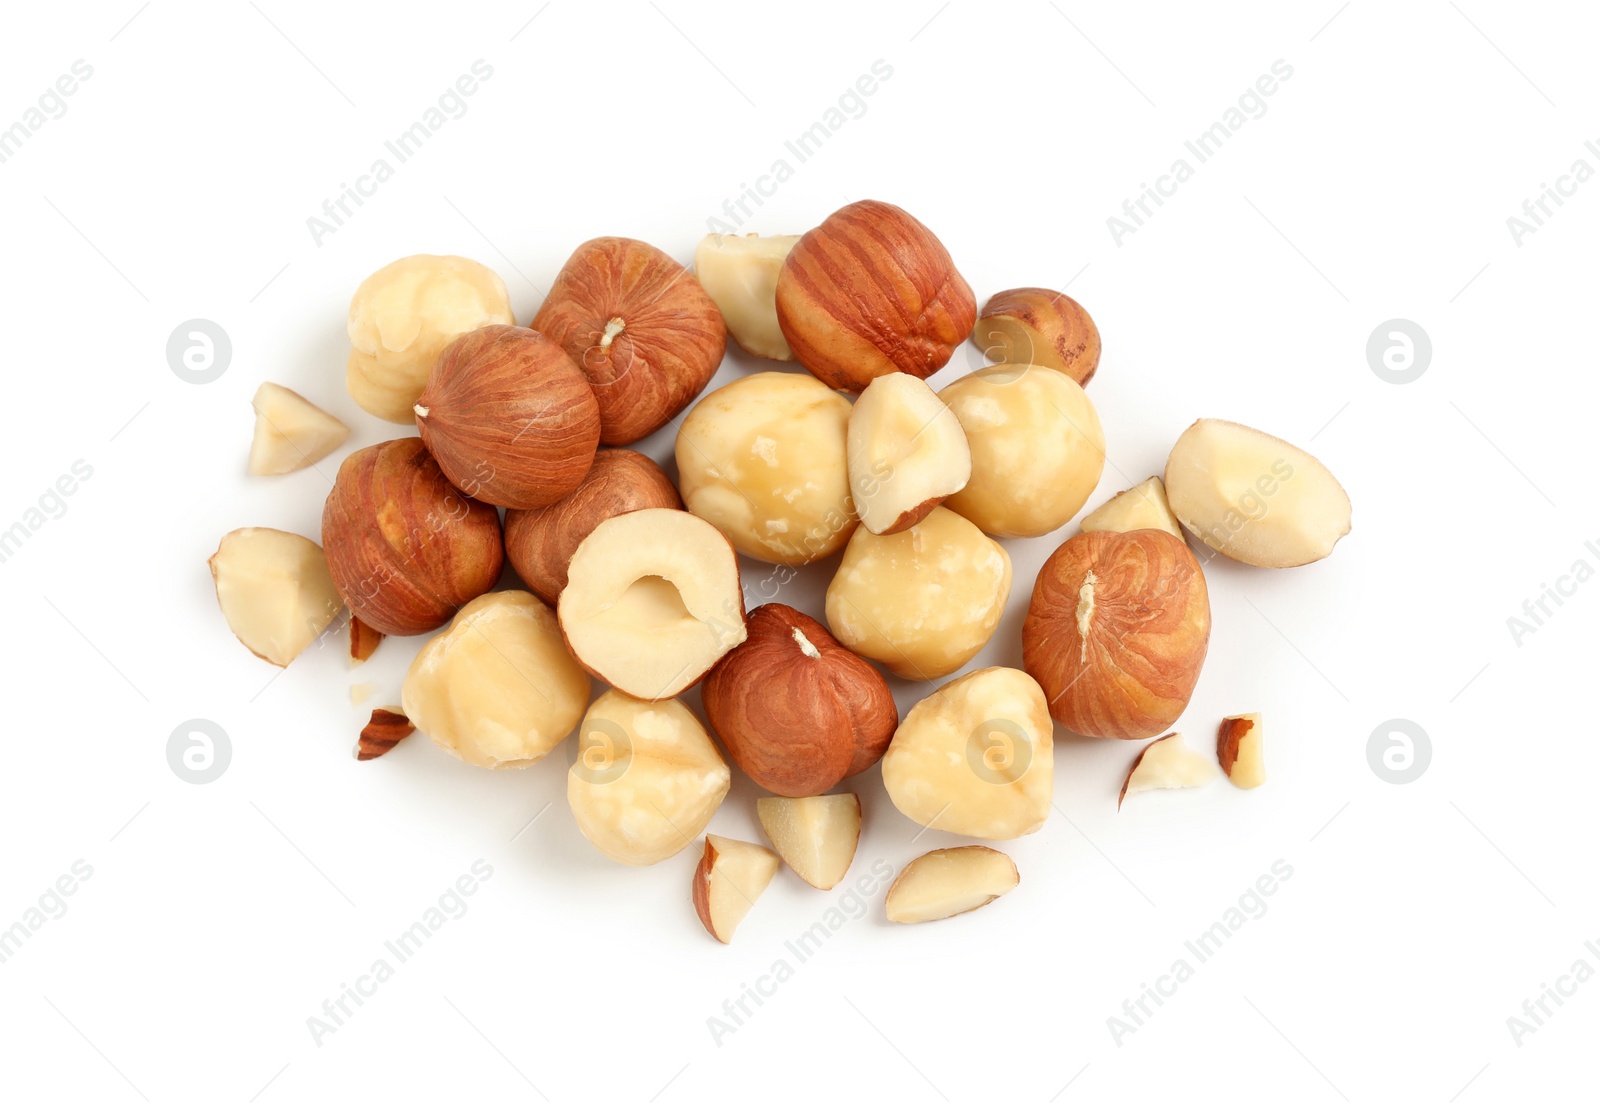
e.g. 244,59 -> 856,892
321,439 -> 504,636
973,288 -> 1101,386
532,237 -> 726,446
702,604 -> 897,797
775,200 -> 976,392
1022,529 -> 1210,740
414,325 -> 600,510
503,449 -> 682,604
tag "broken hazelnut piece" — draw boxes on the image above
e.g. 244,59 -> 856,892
693,233 -> 801,360
693,835 -> 780,943
1164,418 -> 1352,568
1217,713 -> 1265,789
558,508 -> 747,699
209,527 -> 342,667
247,383 -> 349,476
885,846 -> 1019,924
356,708 -> 414,761
1080,476 -> 1183,540
972,288 -> 1101,386
348,614 -> 383,665
1119,732 -> 1217,807
756,793 -> 862,890
847,372 -> 971,535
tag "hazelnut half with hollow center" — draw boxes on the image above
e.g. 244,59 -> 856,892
694,233 -> 800,360
972,287 -> 1101,386
847,372 -> 971,535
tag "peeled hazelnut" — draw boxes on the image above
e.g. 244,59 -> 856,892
972,288 -> 1101,386
1217,713 -> 1265,789
247,383 -> 349,476
881,667 -> 1054,840
939,364 -> 1105,538
693,835 -> 779,943
568,690 -> 731,866
346,255 -> 514,423
775,200 -> 976,392
321,439 -> 503,636
532,237 -> 726,445
401,591 -> 589,769
847,372 -> 970,535
558,508 -> 747,700
756,793 -> 862,890
1164,418 -> 1352,568
693,233 -> 801,360
1119,732 -> 1216,807
676,371 -> 857,565
702,604 -> 896,797
1022,530 -> 1210,741
209,527 -> 342,667
825,507 -> 1011,681
885,846 -> 1019,924
504,449 -> 681,604
1080,476 -> 1183,539
414,325 -> 601,509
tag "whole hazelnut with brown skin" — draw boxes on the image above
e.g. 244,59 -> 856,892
702,604 -> 897,797
775,200 -> 976,392
1022,529 -> 1211,740
321,438 -> 503,636
532,237 -> 726,446
414,325 -> 600,510
504,449 -> 681,604
972,288 -> 1101,386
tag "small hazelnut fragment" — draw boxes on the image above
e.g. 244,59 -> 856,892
356,708 -> 414,761
702,604 -> 896,797
1080,476 -> 1183,539
401,591 -> 589,770
321,439 -> 503,636
349,614 -> 383,665
756,793 -> 862,890
693,835 -> 780,943
1119,733 -> 1217,807
972,288 -> 1101,386
558,508 -> 747,700
1217,713 -> 1265,789
885,846 -> 1019,924
693,233 -> 801,360
775,200 -> 976,392
847,372 -> 970,535
569,691 -> 731,866
532,237 -> 726,445
825,507 -> 1011,681
346,255 -> 514,423
209,527 -> 342,667
1023,530 -> 1210,741
939,364 -> 1105,538
247,383 -> 349,476
1164,418 -> 1352,568
676,372 -> 857,565
503,449 -> 681,605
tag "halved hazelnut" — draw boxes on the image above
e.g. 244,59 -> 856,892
756,793 -> 862,890
1217,713 -> 1265,789
693,835 -> 780,943
847,372 -> 970,535
693,233 -> 800,360
209,527 -> 342,667
1080,476 -> 1183,539
247,383 -> 349,476
972,288 -> 1101,386
558,508 -> 747,699
1119,732 -> 1217,807
884,846 -> 1019,924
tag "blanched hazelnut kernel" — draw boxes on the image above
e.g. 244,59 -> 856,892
346,255 -> 514,423
675,371 -> 857,566
824,506 -> 1011,680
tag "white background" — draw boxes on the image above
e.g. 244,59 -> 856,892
0,1 -> 1592,1102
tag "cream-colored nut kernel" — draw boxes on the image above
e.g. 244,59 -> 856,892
881,667 -> 1054,839
939,364 -> 1106,538
824,507 -> 1010,680
401,591 -> 589,770
568,690 -> 731,866
1080,476 -> 1183,539
346,255 -> 514,423
756,793 -> 862,890
1218,713 -> 1265,789
885,846 -> 1019,924
693,835 -> 780,943
847,372 -> 970,535
248,383 -> 349,475
694,233 -> 801,360
675,371 -> 857,565
209,527 -> 342,667
1119,733 -> 1216,807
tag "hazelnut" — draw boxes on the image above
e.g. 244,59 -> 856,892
1217,713 -> 1265,789
504,449 -> 681,605
346,255 -> 514,423
320,439 -> 503,636
675,371 -> 857,565
209,527 -> 342,667
756,793 -> 862,890
693,232 -> 801,360
568,690 -> 731,866
558,508 -> 747,700
881,667 -> 1055,840
532,237 -> 726,445
825,507 -> 1011,681
692,835 -> 779,943
885,846 -> 1019,924
775,200 -> 976,392
247,383 -> 349,476
702,604 -> 897,797
1080,476 -> 1183,539
1022,529 -> 1211,741
1119,732 -> 1216,807
939,363 -> 1106,538
972,287 -> 1101,386
414,325 -> 601,509
847,372 -> 970,535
